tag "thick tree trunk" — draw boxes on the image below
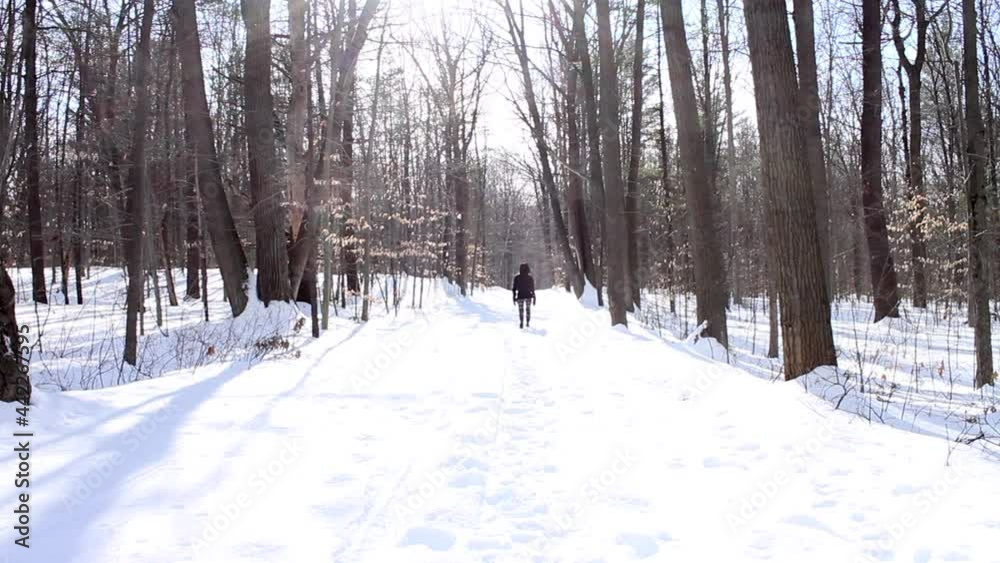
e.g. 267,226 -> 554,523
563,50 -> 597,289
596,0 -> 630,326
573,0 -> 607,302
22,0 -> 46,303
861,0 -> 902,322
963,0 -> 995,388
792,0 -> 833,301
743,0 -> 837,379
124,0 -> 155,366
660,0 -> 728,345
625,0 -> 645,309
286,0 -> 308,241
767,258 -> 779,359
243,0 -> 290,303
0,266 -> 27,403
173,0 -> 250,316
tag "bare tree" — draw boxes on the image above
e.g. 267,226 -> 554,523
861,0 -> 902,321
890,0 -> 944,309
123,0 -> 156,366
289,0 -> 380,298
962,0 -> 994,388
792,0 -> 833,300
286,0 -> 308,242
596,0 -> 630,325
498,0 -> 585,297
173,0 -> 250,316
742,0 -> 837,378
550,4 -> 598,291
22,0 -> 45,303
660,0 -> 728,345
243,0 -> 290,303
624,0 -> 646,309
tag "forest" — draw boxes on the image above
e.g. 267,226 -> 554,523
0,0 -> 998,397
1,1 -> 1000,561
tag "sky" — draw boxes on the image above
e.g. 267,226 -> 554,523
360,0 -> 760,158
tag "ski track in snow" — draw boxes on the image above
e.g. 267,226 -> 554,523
3,282 -> 1000,563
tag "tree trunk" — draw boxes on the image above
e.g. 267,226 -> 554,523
596,0 -> 630,326
742,0 -> 837,379
655,20 -> 677,311
563,43 -> 597,289
861,0 -> 902,321
73,62 -> 86,305
963,0 -> 995,388
124,0 -> 155,366
625,0 -> 646,309
573,0 -> 607,302
890,0 -> 934,309
0,266 -> 27,403
792,0 -> 833,301
173,0 -> 250,316
341,86 -> 360,294
767,262 -> 779,359
22,0 -> 46,303
0,297 -> 24,400
660,0 -> 728,345
286,0 -> 308,241
160,218 -> 179,306
290,0 -> 379,299
717,0 -> 740,304
183,148 -> 201,300
243,0 -> 290,304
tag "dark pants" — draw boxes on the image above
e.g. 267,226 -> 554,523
517,299 -> 532,326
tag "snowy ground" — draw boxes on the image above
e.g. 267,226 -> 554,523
639,291 -> 1000,458
3,275 -> 1000,563
8,268 -> 318,391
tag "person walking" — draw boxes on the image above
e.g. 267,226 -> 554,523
512,263 -> 536,329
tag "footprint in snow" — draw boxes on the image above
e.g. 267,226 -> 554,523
617,533 -> 661,559
400,527 -> 456,552
448,455 -> 488,471
449,472 -> 486,488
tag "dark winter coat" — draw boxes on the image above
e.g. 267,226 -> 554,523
512,272 -> 535,302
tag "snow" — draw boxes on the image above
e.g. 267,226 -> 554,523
638,292 -> 1000,459
3,276 -> 1000,563
9,268 -> 313,391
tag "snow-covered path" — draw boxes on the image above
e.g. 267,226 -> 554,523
4,284 -> 1000,563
